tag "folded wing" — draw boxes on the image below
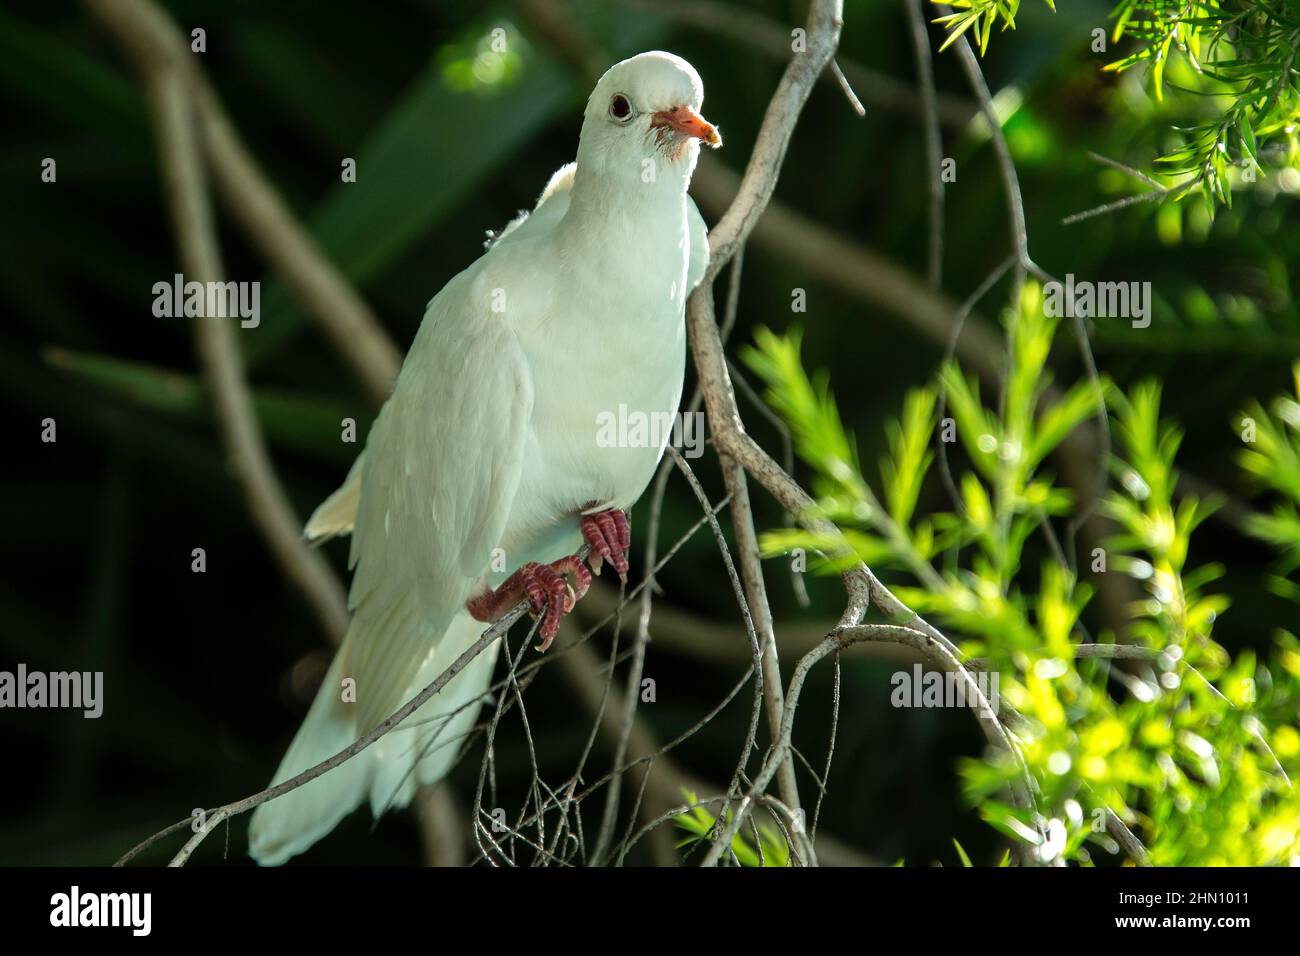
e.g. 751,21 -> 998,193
346,273 -> 534,734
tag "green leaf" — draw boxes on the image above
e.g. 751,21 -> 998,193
1239,115 -> 1260,168
1152,34 -> 1173,103
1029,378 -> 1106,470
953,838 -> 974,867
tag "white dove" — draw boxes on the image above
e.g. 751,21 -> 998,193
248,51 -> 719,865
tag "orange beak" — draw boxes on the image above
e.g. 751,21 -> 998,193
650,105 -> 721,148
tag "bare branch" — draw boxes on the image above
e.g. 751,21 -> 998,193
1063,151 -> 1174,224
689,159 -> 1007,382
196,85 -> 402,403
943,19 -> 1030,274
906,0 -> 945,289
674,0 -> 1034,864
666,448 -> 767,811
716,452 -> 805,847
84,0 -> 351,645
164,602 -> 532,866
701,622 -> 1040,866
622,0 -> 976,125
85,0 -> 401,407
702,0 -> 846,281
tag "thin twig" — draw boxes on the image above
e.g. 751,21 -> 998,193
1062,152 -> 1173,225
166,603 -> 530,866
701,622 -> 1042,866
666,449 -> 768,830
907,0 -> 945,289
621,0 -> 976,125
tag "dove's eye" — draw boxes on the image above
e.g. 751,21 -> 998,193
609,94 -> 632,122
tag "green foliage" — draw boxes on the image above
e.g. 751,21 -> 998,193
1238,364 -> 1300,585
932,0 -> 1300,211
1106,0 -> 1300,210
934,1 -> 1052,56
953,837 -> 975,866
672,791 -> 791,866
745,282 -> 1300,865
1101,380 -> 1299,865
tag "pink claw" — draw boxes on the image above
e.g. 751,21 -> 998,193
581,509 -> 631,581
467,555 -> 592,652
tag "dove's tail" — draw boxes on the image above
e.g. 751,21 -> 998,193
248,609 -> 499,865
302,455 -> 364,544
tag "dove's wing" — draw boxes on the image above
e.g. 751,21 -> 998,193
304,453 -> 366,544
301,165 -> 707,559
300,162 -> 576,549
485,163 -> 576,250
686,195 -> 709,291
345,270 -> 535,733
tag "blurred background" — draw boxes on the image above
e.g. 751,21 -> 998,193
2,0 -> 1296,865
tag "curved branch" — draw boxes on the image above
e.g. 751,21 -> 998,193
622,0 -> 976,125
84,0 -> 351,645
700,622 -> 1039,866
84,0 -> 401,407
702,0 -> 844,280
162,604 -> 529,866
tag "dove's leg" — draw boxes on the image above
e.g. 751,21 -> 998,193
580,508 -> 631,580
466,556 -> 592,651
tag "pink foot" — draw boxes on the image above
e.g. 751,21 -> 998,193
581,509 -> 631,580
466,555 -> 592,651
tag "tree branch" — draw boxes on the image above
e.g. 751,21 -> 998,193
622,0 -> 976,126
83,0 -> 351,645
85,0 -> 401,407
119,601 -> 533,866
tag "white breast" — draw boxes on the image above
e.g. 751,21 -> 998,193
494,201 -> 692,563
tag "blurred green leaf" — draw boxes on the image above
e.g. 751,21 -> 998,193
46,347 -> 364,464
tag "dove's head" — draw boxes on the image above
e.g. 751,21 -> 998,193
576,51 -> 719,191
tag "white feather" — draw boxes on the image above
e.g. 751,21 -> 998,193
249,51 -> 712,864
